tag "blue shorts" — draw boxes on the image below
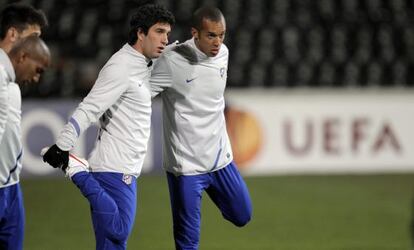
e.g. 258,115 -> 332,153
167,162 -> 252,250
0,183 -> 24,250
72,172 -> 137,250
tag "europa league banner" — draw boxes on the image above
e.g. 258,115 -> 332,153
225,89 -> 414,175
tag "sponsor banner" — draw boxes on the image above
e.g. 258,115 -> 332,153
21,100 -> 163,177
225,90 -> 414,175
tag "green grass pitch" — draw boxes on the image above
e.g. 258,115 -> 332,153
22,174 -> 414,250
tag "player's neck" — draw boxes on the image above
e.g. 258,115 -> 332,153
0,40 -> 12,54
131,42 -> 145,58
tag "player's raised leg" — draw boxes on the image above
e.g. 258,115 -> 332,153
80,172 -> 137,250
42,149 -> 137,249
206,162 -> 252,227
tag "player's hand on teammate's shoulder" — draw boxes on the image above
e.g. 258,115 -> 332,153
41,144 -> 69,170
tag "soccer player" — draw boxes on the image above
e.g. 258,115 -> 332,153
150,6 -> 252,250
0,4 -> 48,250
41,4 -> 174,250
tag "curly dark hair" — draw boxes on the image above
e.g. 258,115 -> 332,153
128,4 -> 175,45
0,3 -> 48,39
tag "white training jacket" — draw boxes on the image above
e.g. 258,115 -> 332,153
57,44 -> 153,177
0,49 -> 22,187
150,38 -> 233,176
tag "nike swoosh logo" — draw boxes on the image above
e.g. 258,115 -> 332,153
186,77 -> 197,83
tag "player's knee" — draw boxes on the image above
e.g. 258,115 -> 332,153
226,208 -> 251,227
232,213 -> 251,227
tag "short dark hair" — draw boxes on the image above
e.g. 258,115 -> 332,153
128,4 -> 175,46
9,34 -> 50,63
191,6 -> 224,31
0,3 -> 48,39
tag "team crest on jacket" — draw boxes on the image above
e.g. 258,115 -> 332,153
122,174 -> 133,185
220,67 -> 226,78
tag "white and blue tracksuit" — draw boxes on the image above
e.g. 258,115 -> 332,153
56,44 -> 152,250
0,48 -> 24,250
151,38 -> 252,250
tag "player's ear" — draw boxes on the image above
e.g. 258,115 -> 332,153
191,28 -> 199,40
6,27 -> 19,43
16,51 -> 29,64
137,27 -> 146,41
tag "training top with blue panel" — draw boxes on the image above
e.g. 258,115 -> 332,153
150,38 -> 233,176
0,49 -> 23,187
56,44 -> 153,177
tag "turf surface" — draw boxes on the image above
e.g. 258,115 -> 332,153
22,174 -> 414,249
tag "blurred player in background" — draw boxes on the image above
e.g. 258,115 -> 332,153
41,4 -> 174,250
0,4 -> 48,249
150,6 -> 252,250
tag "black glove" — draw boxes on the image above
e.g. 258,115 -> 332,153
42,144 -> 69,170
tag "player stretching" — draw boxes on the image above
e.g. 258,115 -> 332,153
42,4 -> 174,250
150,6 -> 252,250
